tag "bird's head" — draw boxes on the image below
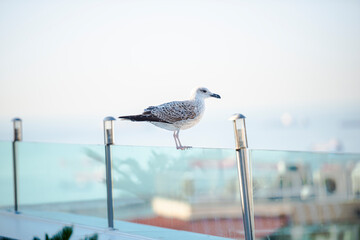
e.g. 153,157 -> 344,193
192,87 -> 221,100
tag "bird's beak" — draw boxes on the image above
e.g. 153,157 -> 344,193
210,93 -> 221,99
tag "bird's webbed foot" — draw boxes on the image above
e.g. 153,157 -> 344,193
176,145 -> 192,150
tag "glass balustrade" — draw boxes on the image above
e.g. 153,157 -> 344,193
250,150 -> 360,239
110,145 -> 241,239
1,140 -> 359,239
0,141 -> 14,210
16,142 -> 108,228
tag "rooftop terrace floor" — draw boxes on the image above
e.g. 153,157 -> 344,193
0,210 -> 230,240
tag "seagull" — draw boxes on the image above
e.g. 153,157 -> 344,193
118,87 -> 221,150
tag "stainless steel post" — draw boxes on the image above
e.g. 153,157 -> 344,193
230,114 -> 255,240
103,116 -> 116,229
12,118 -> 22,213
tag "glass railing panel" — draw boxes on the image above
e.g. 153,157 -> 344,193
250,150 -> 360,239
0,141 -> 14,210
17,142 -> 108,227
111,145 -> 242,239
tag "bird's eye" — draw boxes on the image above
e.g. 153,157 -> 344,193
200,89 -> 207,93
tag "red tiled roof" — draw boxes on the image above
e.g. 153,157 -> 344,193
130,215 -> 289,239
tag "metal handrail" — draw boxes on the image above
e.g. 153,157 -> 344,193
12,118 -> 22,214
230,114 -> 255,240
103,116 -> 116,229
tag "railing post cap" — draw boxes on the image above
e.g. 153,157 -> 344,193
229,113 -> 246,121
12,118 -> 22,122
103,116 -> 116,122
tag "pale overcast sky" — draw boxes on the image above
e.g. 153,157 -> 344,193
0,0 -> 359,150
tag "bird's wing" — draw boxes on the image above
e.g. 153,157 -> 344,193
145,100 -> 197,123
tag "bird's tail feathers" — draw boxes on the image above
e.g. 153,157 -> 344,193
119,114 -> 169,123
118,115 -> 151,122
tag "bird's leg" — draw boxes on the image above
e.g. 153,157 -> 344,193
175,130 -> 192,150
173,131 -> 180,149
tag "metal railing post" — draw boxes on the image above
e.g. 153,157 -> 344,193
103,116 -> 116,229
230,114 -> 255,240
12,118 -> 22,213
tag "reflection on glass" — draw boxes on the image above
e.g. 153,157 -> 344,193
250,150 -> 360,239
